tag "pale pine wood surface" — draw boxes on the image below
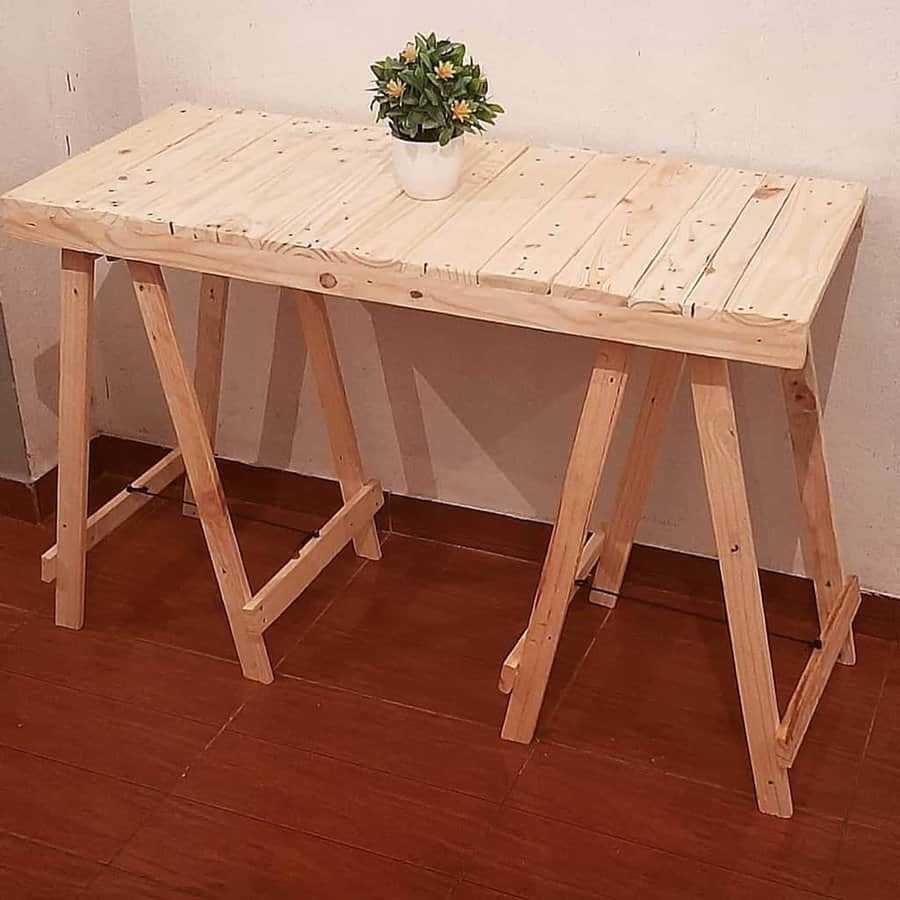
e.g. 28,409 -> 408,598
1,104 -> 866,368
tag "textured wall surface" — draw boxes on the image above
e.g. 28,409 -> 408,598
3,2 -> 898,594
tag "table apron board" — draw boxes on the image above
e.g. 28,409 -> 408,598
1,208 -> 815,369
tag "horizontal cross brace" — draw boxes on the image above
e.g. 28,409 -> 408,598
42,449 -> 184,583
243,480 -> 383,634
498,528 -> 605,695
775,576 -> 861,768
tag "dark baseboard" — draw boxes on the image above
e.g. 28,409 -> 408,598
3,435 -> 897,627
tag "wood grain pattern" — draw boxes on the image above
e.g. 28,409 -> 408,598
184,274 -> 230,516
502,342 -> 630,743
689,355 -> 792,817
783,342 -> 857,663
54,249 -> 96,629
2,105 -> 864,368
128,261 -> 273,683
292,288 -> 381,559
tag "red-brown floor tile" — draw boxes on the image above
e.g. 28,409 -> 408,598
510,743 -> 841,893
82,502 -> 363,664
0,672 -> 217,790
0,618 -> 253,725
84,867 -> 200,899
116,797 -> 455,898
0,603 -> 29,641
231,677 -> 529,802
176,730 -> 496,875
464,807 -> 822,900
0,745 -> 162,862
545,600 -> 891,817
829,822 -> 900,900
0,832 -> 103,900
313,535 -> 604,666
451,883 -> 527,899
849,645 -> 900,833
621,545 -> 898,644
279,625 -> 512,725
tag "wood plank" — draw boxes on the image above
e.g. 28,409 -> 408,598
128,261 -> 273,684
499,529 -> 605,694
724,177 -> 866,325
3,104 -> 224,207
775,577 -> 861,767
782,342 -> 856,664
502,342 -> 630,743
184,274 -> 230,516
0,208 -> 809,368
479,154 -> 653,294
292,288 -> 381,559
54,250 -> 95,629
43,450 -> 185,582
408,146 -> 595,285
78,109 -> 289,222
686,174 -> 796,317
630,168 -> 767,312
590,351 -> 684,608
244,480 -> 384,633
162,117 -> 335,239
554,159 -> 719,301
340,139 -> 527,265
229,125 -> 391,248
689,354 -> 792,817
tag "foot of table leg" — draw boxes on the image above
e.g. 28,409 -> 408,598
55,249 -> 96,630
589,350 -> 684,609
782,342 -> 856,665
184,274 -> 230,518
291,288 -> 381,561
690,355 -> 792,817
502,341 -> 630,744
129,261 -> 272,683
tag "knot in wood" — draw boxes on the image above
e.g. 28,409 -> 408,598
319,273 -> 337,289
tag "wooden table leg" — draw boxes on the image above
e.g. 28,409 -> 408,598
783,341 -> 856,664
291,288 -> 381,560
184,273 -> 230,517
590,350 -> 684,608
502,341 -> 630,743
55,249 -> 96,629
129,261 -> 273,683
690,355 -> 793,817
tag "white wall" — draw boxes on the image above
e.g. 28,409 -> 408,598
5,2 -> 899,595
0,0 -> 142,475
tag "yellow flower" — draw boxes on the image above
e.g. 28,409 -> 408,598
385,79 -> 405,99
450,99 -> 472,121
401,42 -> 417,63
434,61 -> 455,80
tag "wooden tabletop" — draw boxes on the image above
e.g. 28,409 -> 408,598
1,104 -> 866,368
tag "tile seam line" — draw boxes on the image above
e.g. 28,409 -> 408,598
824,640 -> 897,895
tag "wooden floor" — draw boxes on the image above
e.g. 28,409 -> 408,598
0,475 -> 898,899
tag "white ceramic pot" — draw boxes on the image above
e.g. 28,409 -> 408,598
391,134 -> 464,201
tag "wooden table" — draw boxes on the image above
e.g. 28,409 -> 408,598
1,104 -> 867,817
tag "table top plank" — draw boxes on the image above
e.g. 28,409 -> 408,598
478,153 -> 653,294
629,167 -> 767,313
685,173 -> 798,318
0,104 -> 866,368
77,109 -> 289,226
724,176 -> 866,325
553,159 -> 719,301
406,146 -> 594,286
167,117 -> 339,239
338,139 -> 527,268
4,104 -> 224,209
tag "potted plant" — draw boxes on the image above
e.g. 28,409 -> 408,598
370,33 -> 504,200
